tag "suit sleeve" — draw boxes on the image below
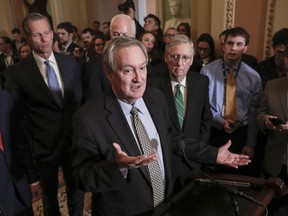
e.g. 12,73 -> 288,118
72,111 -> 127,192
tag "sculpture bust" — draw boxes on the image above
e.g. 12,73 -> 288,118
164,0 -> 191,32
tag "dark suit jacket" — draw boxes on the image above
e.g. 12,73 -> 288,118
65,42 -> 79,56
6,52 -> 82,182
150,69 -> 218,183
72,87 -> 176,215
0,90 -> 32,215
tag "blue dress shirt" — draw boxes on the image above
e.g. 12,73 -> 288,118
201,58 -> 262,146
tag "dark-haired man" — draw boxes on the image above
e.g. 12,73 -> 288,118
57,22 -> 79,56
6,13 -> 84,216
201,27 -> 262,176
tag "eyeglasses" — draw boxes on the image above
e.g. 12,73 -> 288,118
168,54 -> 192,64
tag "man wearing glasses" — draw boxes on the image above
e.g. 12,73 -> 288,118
201,27 -> 262,176
256,28 -> 288,88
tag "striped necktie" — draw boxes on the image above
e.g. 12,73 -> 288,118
225,68 -> 237,121
130,106 -> 165,207
44,60 -> 62,106
175,84 -> 184,128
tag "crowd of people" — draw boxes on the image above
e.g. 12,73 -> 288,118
1,1 -> 288,215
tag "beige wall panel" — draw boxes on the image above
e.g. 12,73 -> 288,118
0,0 -> 16,36
235,0 -> 267,61
273,0 -> 288,33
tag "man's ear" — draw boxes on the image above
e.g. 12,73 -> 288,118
243,45 -> 248,54
104,67 -> 112,81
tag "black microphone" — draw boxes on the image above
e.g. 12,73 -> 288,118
178,139 -> 268,216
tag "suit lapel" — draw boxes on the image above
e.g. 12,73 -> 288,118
104,91 -> 151,180
26,54 -> 62,108
155,77 -> 181,130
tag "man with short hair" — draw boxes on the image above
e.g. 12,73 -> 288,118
256,28 -> 288,88
57,22 -> 79,55
84,14 -> 137,101
101,22 -> 111,41
201,27 -> 262,176
6,13 -> 84,216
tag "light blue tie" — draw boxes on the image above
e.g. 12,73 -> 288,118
44,60 -> 62,106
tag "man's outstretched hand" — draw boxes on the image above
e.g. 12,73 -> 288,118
113,143 -> 157,169
216,140 -> 251,168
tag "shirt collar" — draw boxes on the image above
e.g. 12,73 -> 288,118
33,51 -> 56,67
171,76 -> 187,89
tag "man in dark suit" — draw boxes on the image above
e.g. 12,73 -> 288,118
72,36 -> 251,216
6,13 -> 84,216
150,35 -> 220,188
57,22 -> 80,56
0,89 -> 33,216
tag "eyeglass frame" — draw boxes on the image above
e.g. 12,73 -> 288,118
167,54 -> 193,64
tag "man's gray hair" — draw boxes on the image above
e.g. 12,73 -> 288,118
102,36 -> 148,72
165,34 -> 195,56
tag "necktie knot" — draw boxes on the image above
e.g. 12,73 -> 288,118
130,106 -> 138,116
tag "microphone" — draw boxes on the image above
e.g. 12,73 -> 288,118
178,139 -> 268,216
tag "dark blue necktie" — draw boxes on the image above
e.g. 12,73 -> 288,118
44,60 -> 62,106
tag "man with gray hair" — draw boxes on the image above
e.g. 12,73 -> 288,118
84,14 -> 137,101
73,36 -> 251,215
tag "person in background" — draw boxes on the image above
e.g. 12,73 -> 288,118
92,20 -> 104,38
149,35 -> 218,190
0,89 -> 33,216
11,28 -> 26,52
143,13 -> 164,51
256,28 -> 288,88
101,21 -> 111,41
92,36 -> 105,56
0,36 -> 19,88
83,14 -> 137,101
18,43 -> 31,59
71,25 -> 84,48
177,22 -> 191,38
76,27 -> 95,62
6,12 -> 84,216
257,46 -> 288,215
139,31 -> 162,66
201,27 -> 262,176
190,33 -> 216,72
57,22 -> 79,56
219,29 -> 258,70
52,32 -> 61,53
